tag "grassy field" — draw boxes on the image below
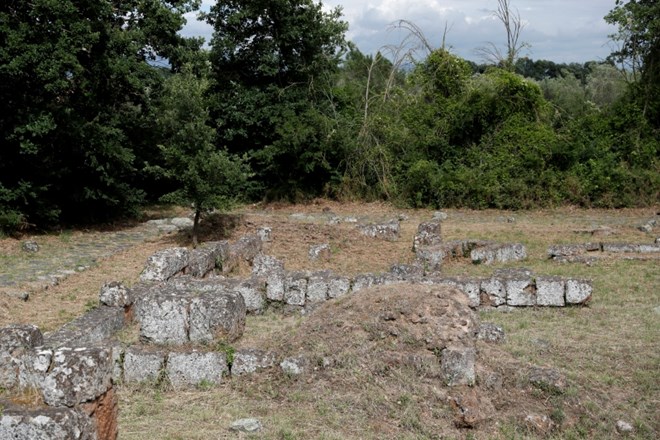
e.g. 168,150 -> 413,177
1,202 -> 658,439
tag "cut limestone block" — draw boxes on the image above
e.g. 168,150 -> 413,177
0,404 -> 95,440
470,243 -> 527,265
389,264 -> 424,281
566,279 -> 592,305
308,243 -> 331,261
497,270 -> 536,306
99,282 -> 133,307
40,347 -> 113,407
358,220 -> 400,241
42,306 -> 126,348
536,276 -> 565,307
140,247 -> 189,282
480,277 -> 506,307
123,347 -> 166,384
202,241 -> 235,274
188,292 -> 246,344
351,273 -> 377,293
231,348 -> 277,376
307,271 -> 331,303
327,275 -> 351,299
441,346 -> 476,386
18,348 -> 52,390
252,254 -> 284,279
413,220 -> 442,251
0,324 -> 43,389
266,269 -> 286,302
280,356 -> 307,376
414,245 -> 448,273
284,272 -> 308,306
135,287 -> 189,344
433,277 -> 482,308
233,277 -> 266,314
166,351 -> 227,388
188,246 -> 217,278
230,235 -> 262,263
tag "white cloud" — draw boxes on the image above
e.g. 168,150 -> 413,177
180,0 -> 617,63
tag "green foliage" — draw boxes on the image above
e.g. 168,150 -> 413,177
154,65 -> 251,245
205,0 -> 348,199
0,0 -> 201,231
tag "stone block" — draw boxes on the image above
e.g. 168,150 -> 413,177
413,220 -> 442,251
188,246 -> 217,278
189,292 -> 246,343
99,282 -> 133,307
502,272 -> 536,306
280,356 -> 307,376
471,243 -> 527,265
480,277 -> 506,307
602,243 -> 640,253
351,273 -> 376,292
252,254 -> 284,279
566,279 -> 592,305
536,276 -> 565,307
327,275 -> 351,299
123,347 -> 165,384
414,245 -> 448,273
43,306 -> 126,348
166,351 -> 227,388
40,347 -> 113,407
0,324 -> 43,389
547,244 -> 588,258
0,404 -> 95,440
257,226 -> 272,242
234,277 -> 266,313
232,348 -> 277,376
135,287 -> 189,344
140,247 -> 189,282
389,263 -> 424,281
266,269 -> 286,302
202,241 -> 234,274
307,271 -> 331,303
110,345 -> 123,384
171,217 -> 194,230
308,243 -> 331,261
441,346 -> 476,386
230,235 -> 262,263
18,348 -> 52,390
358,220 -> 400,241
638,244 -> 660,253
284,272 -> 308,306
476,323 -> 505,343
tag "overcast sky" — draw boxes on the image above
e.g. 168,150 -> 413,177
181,0 -> 618,64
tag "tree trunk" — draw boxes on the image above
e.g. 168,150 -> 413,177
192,209 -> 201,248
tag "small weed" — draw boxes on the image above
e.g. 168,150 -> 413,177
196,379 -> 215,391
84,299 -> 98,311
214,341 -> 235,366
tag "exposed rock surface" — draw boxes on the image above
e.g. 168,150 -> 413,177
140,247 -> 189,282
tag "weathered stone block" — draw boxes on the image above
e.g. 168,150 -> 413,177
234,277 -> 266,313
188,246 -> 217,278
480,277 -> 506,307
189,292 -> 246,343
441,346 -> 476,386
414,245 -> 448,273
110,345 -> 123,384
280,356 -> 307,376
99,281 -> 133,307
140,247 -> 189,282
351,273 -> 376,292
230,235 -> 262,263
476,323 -> 505,343
547,244 -> 588,258
566,279 -> 592,305
266,269 -> 286,302
0,404 -> 95,440
252,254 -> 284,279
0,324 -> 43,389
536,276 -> 565,307
43,306 -> 126,348
18,348 -> 52,390
602,243 -> 640,253
307,271 -> 331,303
413,220 -> 442,251
358,220 -> 400,241
502,273 -> 536,306
284,272 -> 308,306
471,243 -> 527,265
389,263 -> 424,281
202,241 -> 234,274
123,347 -> 165,384
232,348 -> 277,376
308,243 -> 331,261
40,347 -> 113,407
441,277 -> 481,308
327,275 -> 351,298
166,351 -> 227,388
135,287 -> 189,344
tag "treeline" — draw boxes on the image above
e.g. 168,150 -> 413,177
1,0 -> 658,232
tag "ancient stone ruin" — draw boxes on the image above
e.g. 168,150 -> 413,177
0,216 -> 594,438
548,240 -> 660,263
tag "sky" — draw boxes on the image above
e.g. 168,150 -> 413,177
180,0 -> 618,64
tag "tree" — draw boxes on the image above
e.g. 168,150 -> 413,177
605,0 -> 660,129
477,0 -> 529,71
154,65 -> 251,247
205,0 -> 348,198
0,0 -> 200,231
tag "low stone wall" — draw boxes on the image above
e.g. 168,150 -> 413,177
548,241 -> 660,263
0,224 -> 592,438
